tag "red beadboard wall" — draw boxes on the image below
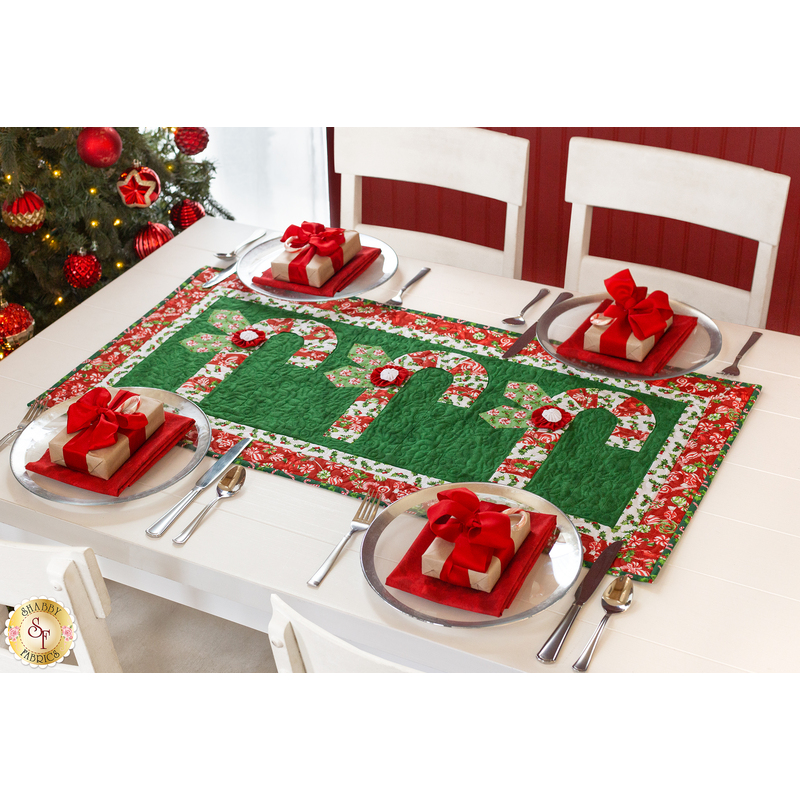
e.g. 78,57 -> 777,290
327,128 -> 800,334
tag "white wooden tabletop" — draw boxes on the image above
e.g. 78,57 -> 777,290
2,215 -> 798,673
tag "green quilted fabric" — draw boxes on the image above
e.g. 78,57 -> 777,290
119,296 -> 686,528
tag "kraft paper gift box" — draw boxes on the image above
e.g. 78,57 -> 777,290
583,311 -> 673,362
421,507 -> 531,593
49,390 -> 165,480
582,269 -> 674,362
271,225 -> 362,288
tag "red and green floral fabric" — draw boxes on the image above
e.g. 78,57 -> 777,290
41,269 -> 760,582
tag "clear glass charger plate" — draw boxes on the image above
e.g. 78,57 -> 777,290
236,234 -> 399,303
535,293 -> 723,381
360,482 -> 583,629
9,386 -> 212,506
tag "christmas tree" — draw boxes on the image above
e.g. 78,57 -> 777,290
0,127 -> 232,357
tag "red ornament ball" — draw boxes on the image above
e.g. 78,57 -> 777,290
0,291 -> 35,354
174,127 -> 209,155
0,238 -> 10,271
64,252 -> 102,289
169,199 -> 206,230
2,191 -> 46,233
117,163 -> 161,208
76,127 -> 123,168
134,221 -> 174,259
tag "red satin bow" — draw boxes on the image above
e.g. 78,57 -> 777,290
66,387 -> 147,452
281,221 -> 346,272
428,488 -> 514,584
604,269 -> 672,340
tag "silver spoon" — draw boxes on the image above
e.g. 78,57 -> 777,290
502,288 -> 550,326
213,229 -> 267,259
572,574 -> 633,672
172,465 -> 246,545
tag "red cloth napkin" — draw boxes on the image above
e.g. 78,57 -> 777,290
386,501 -> 558,617
556,299 -> 699,376
252,246 -> 382,297
25,411 -> 196,497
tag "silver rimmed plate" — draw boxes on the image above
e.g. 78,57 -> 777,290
535,293 -> 723,381
361,482 -> 583,629
9,386 -> 212,506
236,234 -> 398,303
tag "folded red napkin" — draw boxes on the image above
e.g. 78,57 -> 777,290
386,500 -> 558,617
556,299 -> 699,376
252,246 -> 382,297
25,411 -> 196,497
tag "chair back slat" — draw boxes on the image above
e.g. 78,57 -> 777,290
563,137 -> 790,327
334,128 -> 529,279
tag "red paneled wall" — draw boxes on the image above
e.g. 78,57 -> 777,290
327,128 -> 800,334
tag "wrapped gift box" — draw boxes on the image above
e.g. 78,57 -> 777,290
584,311 -> 673,362
582,269 -> 674,362
271,224 -> 361,288
49,389 -> 165,480
421,503 -> 531,593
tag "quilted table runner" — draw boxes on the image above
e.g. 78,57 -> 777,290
41,268 -> 760,582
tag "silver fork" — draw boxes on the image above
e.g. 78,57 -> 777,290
307,490 -> 381,587
0,396 -> 48,450
719,331 -> 762,377
384,268 -> 431,307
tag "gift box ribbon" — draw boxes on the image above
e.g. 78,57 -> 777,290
604,269 -> 673,341
281,221 -> 346,284
427,487 -> 516,587
62,387 -> 148,472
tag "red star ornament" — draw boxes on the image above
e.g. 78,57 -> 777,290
116,164 -> 161,208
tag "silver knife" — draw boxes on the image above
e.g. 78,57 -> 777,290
203,262 -> 240,289
145,436 -> 253,538
537,538 -> 625,663
502,291 -> 573,359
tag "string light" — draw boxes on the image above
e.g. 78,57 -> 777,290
90,220 -> 99,228
113,219 -> 122,226
54,296 -> 63,305
4,174 -> 11,182
89,187 -> 97,195
52,169 -> 61,178
116,261 -> 124,269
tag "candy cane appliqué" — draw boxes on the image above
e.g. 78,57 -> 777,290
481,381 -> 655,488
324,345 -> 488,443
178,310 -> 337,403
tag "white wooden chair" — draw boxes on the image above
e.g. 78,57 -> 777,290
563,136 -> 791,328
1,539 -> 276,673
268,594 -> 417,673
334,127 -> 530,279
1,540 -> 122,672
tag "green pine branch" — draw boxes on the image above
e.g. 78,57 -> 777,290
0,127 -> 235,335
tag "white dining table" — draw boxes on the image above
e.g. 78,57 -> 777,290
2,215 -> 798,673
